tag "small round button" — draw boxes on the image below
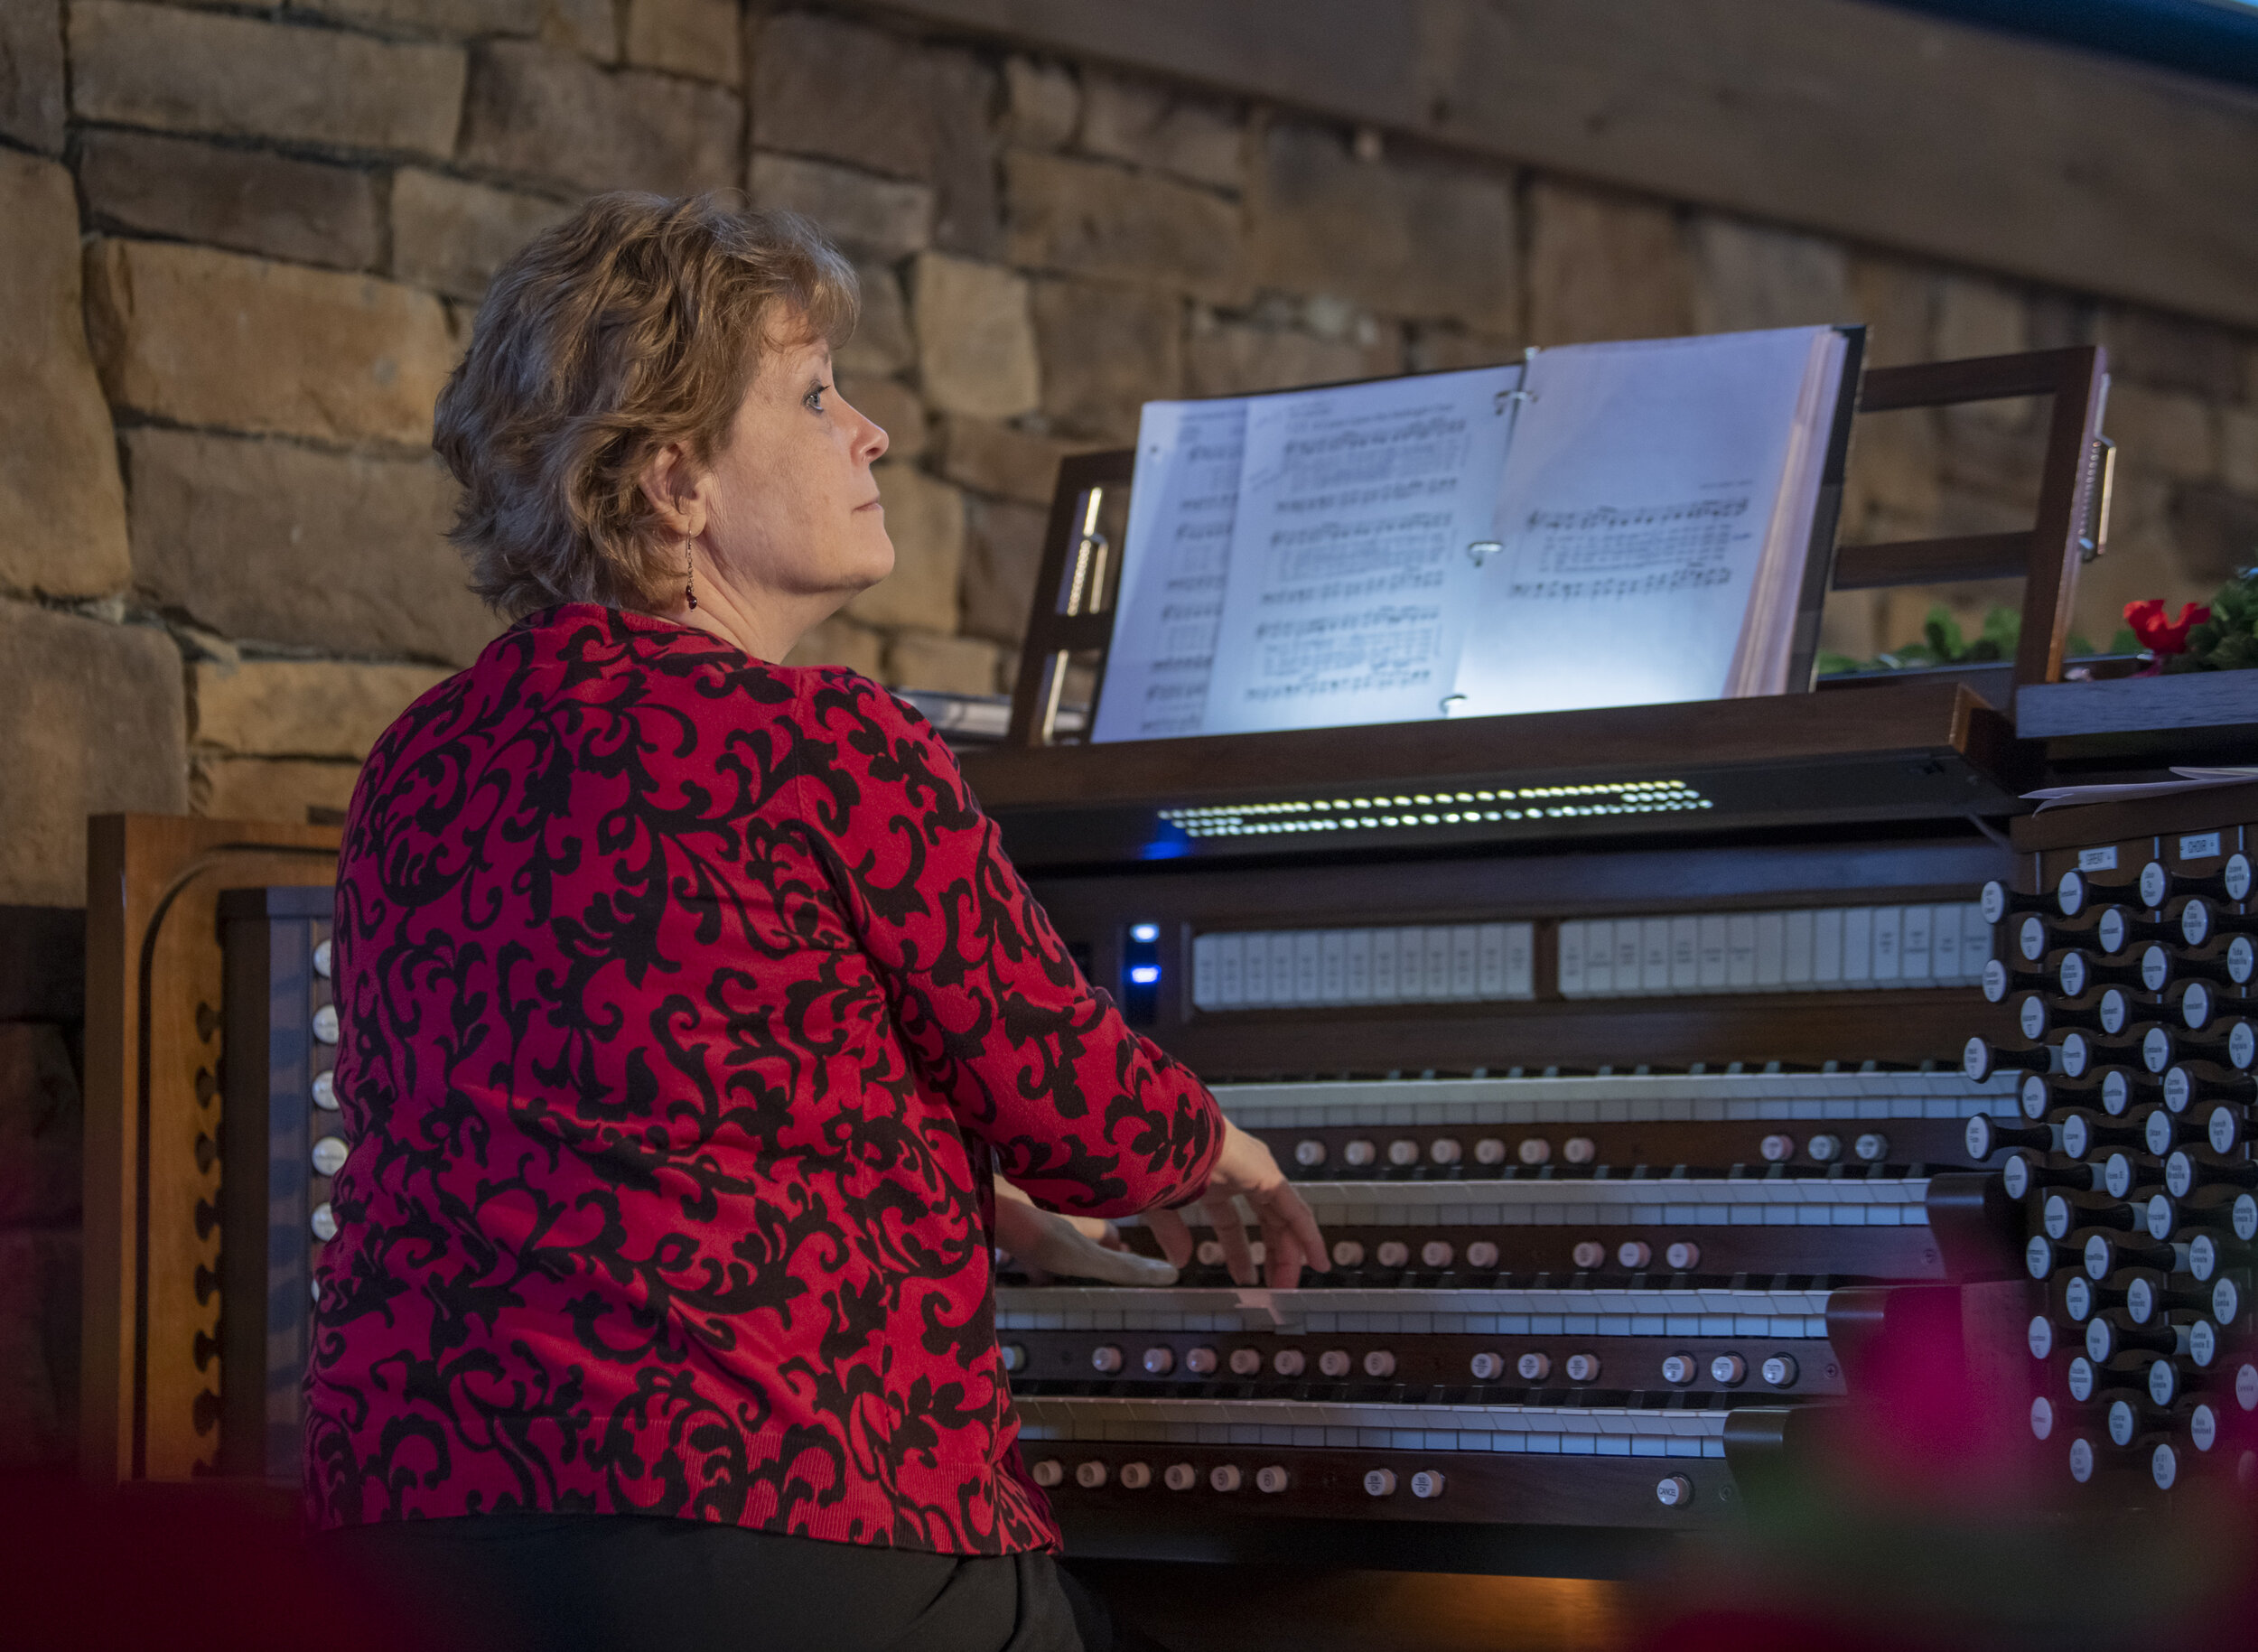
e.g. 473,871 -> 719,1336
1465,1241 -> 1499,1268
1363,1350 -> 1396,1378
1163,1463 -> 1198,1491
1710,1353 -> 1748,1386
1759,1134 -> 1795,1162
1229,1349 -> 1263,1377
1518,1138 -> 1552,1165
1185,1346 -> 1218,1375
1075,1461 -> 1108,1489
1661,1353 -> 1697,1386
1363,1469 -> 1397,1497
310,1201 -> 338,1241
1272,1349 -> 1306,1377
1565,1352 -> 1601,1384
1255,1465 -> 1289,1494
1294,1140 -> 1328,1167
310,1135 -> 349,1176
312,1004 -> 340,1045
1330,1240 -> 1367,1268
1474,1138 -> 1507,1165
1319,1349 -> 1352,1377
1470,1351 -> 1505,1380
1421,1240 -> 1454,1269
1571,1240 -> 1606,1269
1376,1241 -> 1410,1268
1344,1140 -> 1376,1168
1617,1240 -> 1653,1270
1091,1346 -> 1124,1374
1665,1241 -> 1702,1272
1516,1351 -> 1552,1382
1387,1139 -> 1421,1167
1209,1465 -> 1242,1492
1656,1475 -> 1694,1507
1429,1138 -> 1462,1165
1760,1354 -> 1798,1388
1142,1346 -> 1175,1376
1031,1460 -> 1063,1488
312,938 -> 333,978
1119,1462 -> 1152,1489
1853,1133 -> 1889,1162
1410,1470 -> 1446,1499
1806,1134 -> 1841,1163
312,1070 -> 338,1110
1562,1136 -> 1597,1165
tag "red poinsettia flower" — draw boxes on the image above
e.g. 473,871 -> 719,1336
2124,598 -> 2212,655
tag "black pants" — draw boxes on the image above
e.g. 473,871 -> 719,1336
317,1515 -> 1124,1652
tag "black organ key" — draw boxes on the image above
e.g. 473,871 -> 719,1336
2164,1148 -> 2258,1197
2054,947 -> 2167,998
1983,958 -> 2056,1003
2141,854 -> 2254,909
2179,897 -> 2258,949
1983,880 -> 2062,924
2091,907 -> 2181,956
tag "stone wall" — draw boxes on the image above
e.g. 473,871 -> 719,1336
1,0 -> 2254,1468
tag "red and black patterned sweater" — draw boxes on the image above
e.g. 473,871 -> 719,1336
305,604 -> 1223,1553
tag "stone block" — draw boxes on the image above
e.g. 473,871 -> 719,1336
79,130 -> 380,274
1081,73 -> 1243,191
2108,384 -> 2218,483
191,659 -> 451,759
1006,151 -> 1246,306
1031,279 -> 1183,442
461,41 -> 741,197
2222,407 -> 2258,498
1005,57 -> 1078,149
1526,180 -> 1691,346
84,238 -> 457,449
0,1229 -> 78,1470
391,169 -> 572,302
626,0 -> 742,84
1248,124 -> 1515,331
2171,484 -> 2258,586
70,0 -> 464,159
126,428 -> 497,665
847,464 -> 963,631
1936,274 -> 2028,363
913,254 -> 1040,420
836,262 -> 913,378
783,614 -> 884,677
0,1024 -> 79,1228
1847,256 -> 1937,369
287,0 -> 615,57
751,154 -> 931,260
2096,306 -> 2247,400
938,419 -> 1079,507
0,0 -> 65,154
192,758 -> 362,825
1690,217 -> 1851,334
0,602 -> 186,908
885,630 -> 1004,696
926,51 -> 1003,260
961,495 -> 1047,644
841,375 -> 926,462
0,154 -> 131,600
1186,317 -> 1391,397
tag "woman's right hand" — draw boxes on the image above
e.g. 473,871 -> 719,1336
1144,1120 -> 1327,1291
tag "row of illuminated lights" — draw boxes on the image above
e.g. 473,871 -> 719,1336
1003,1338 -> 1801,1389
1025,1458 -> 1703,1509
1162,786 -> 1712,837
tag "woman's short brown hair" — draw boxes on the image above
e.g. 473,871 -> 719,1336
434,191 -> 859,618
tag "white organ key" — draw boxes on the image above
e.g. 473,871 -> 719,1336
1399,926 -> 1430,1001
1726,913 -> 1757,988
1899,904 -> 1933,984
1345,928 -> 1374,1002
1813,909 -> 1845,987
1870,906 -> 1902,984
1476,923 -> 1508,999
1668,916 -> 1700,994
1640,917 -> 1671,994
1293,931 -> 1322,1003
1754,911 -> 1786,987
1582,919 -> 1613,995
1697,913 -> 1728,991
1962,903 -> 1993,972
1449,926 -> 1479,1000
1370,927 -> 1400,1003
1843,907 -> 1874,986
1783,909 -> 1815,988
1928,902 -> 1961,982
1610,925 -> 1638,993
1269,933 -> 1296,1005
1191,934 -> 1218,1010
1214,933 -> 1246,1007
1320,929 -> 1348,1003
1556,921 -> 1587,998
1241,932 -> 1271,1006
1423,927 -> 1451,1000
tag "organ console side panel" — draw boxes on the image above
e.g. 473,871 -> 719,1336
79,816 -> 339,1487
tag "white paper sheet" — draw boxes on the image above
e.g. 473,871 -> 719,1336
1090,399 -> 1247,743
1448,328 -> 1832,717
1196,365 -> 1524,735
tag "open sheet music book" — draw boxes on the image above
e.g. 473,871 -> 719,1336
1090,325 -> 1855,743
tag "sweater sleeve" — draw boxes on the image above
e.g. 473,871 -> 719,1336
791,669 -> 1223,1218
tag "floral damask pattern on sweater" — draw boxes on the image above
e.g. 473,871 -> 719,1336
305,604 -> 1221,1553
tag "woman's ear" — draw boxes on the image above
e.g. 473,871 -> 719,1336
638,441 -> 708,540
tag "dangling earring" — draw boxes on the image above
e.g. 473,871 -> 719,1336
684,542 -> 698,610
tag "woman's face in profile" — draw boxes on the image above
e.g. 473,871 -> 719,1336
700,314 -> 895,608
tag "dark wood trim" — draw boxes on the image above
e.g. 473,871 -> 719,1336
2008,780 -> 2258,852
1829,534 -> 2031,590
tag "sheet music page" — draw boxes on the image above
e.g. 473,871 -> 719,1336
1448,328 -> 1829,718
1089,398 -> 1247,743
1197,364 -> 1524,735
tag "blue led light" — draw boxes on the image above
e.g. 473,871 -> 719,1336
1127,966 -> 1162,985
1130,923 -> 1160,943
